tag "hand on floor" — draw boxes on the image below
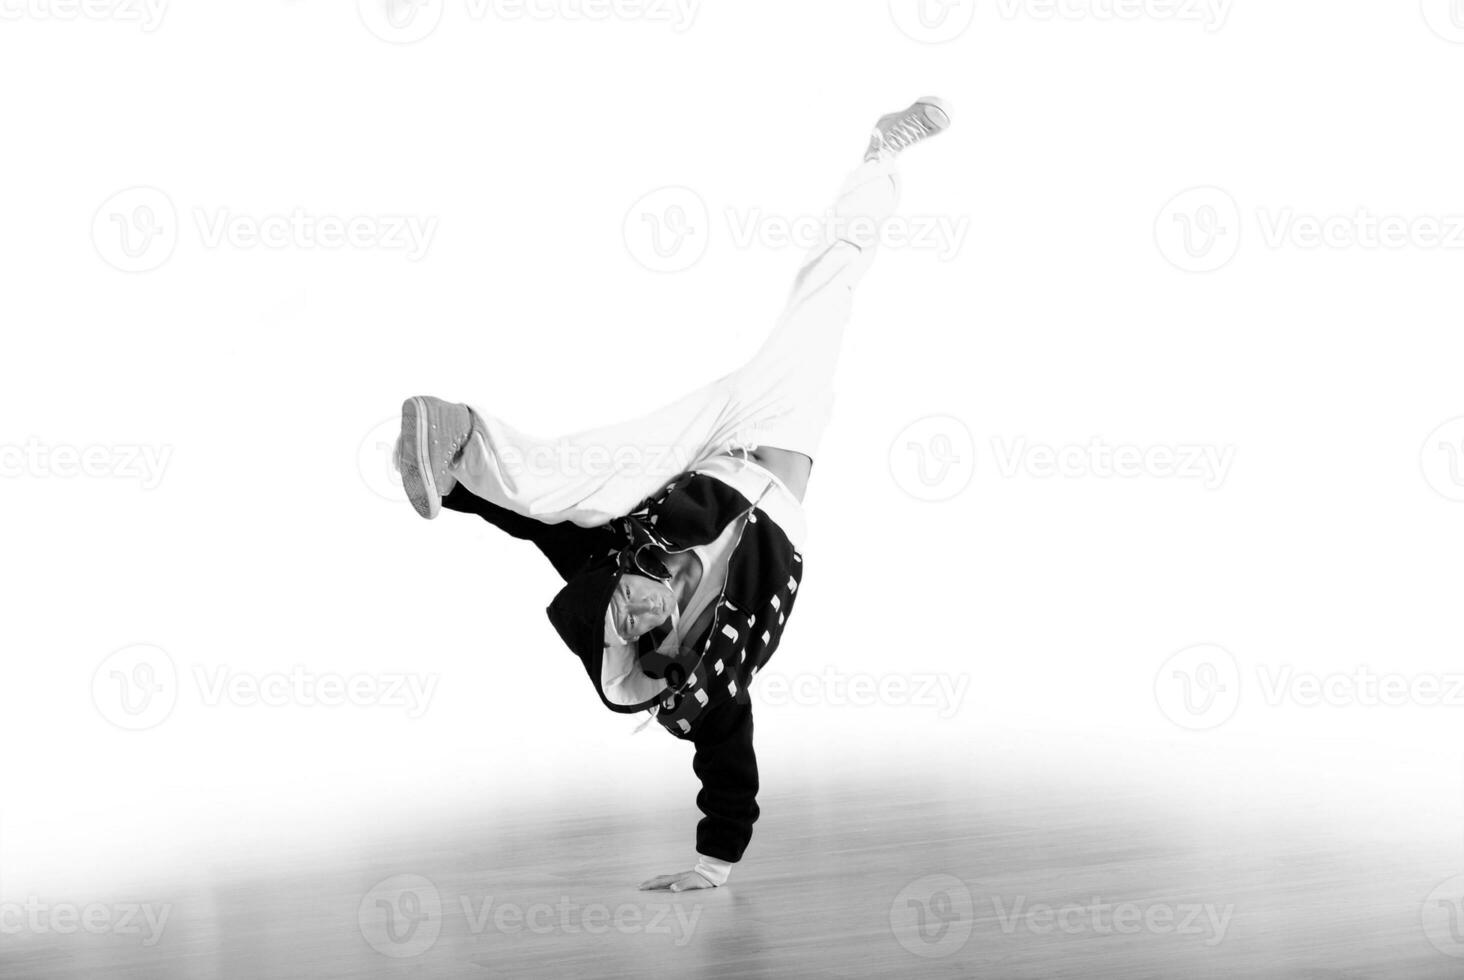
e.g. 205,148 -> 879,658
638,870 -> 717,892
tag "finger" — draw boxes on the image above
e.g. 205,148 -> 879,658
639,875 -> 676,891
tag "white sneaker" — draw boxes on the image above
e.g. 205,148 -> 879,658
866,97 -> 952,161
396,395 -> 472,520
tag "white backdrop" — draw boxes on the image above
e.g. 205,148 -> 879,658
4,0 -> 1464,898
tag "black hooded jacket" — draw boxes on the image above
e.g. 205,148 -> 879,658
443,465 -> 804,864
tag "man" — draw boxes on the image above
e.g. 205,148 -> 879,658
395,97 -> 952,890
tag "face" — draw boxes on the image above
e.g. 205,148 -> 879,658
609,572 -> 675,642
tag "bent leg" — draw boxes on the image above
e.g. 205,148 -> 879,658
451,378 -> 749,529
441,484 -> 617,581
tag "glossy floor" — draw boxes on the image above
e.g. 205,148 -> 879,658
4,749 -> 1461,979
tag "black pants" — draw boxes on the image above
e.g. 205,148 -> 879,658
441,484 -> 617,582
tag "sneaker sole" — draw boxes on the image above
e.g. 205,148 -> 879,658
399,396 -> 440,520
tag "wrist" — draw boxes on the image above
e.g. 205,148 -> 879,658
693,854 -> 733,886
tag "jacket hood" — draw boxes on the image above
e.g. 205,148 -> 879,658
545,554 -> 667,714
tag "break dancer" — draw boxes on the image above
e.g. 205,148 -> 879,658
394,97 -> 952,891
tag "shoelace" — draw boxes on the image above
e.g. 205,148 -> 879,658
432,414 -> 471,471
884,112 -> 934,151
